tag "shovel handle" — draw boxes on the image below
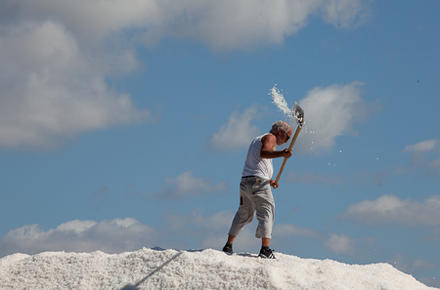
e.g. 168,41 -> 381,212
274,125 -> 302,185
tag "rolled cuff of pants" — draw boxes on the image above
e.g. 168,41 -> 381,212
255,198 -> 274,238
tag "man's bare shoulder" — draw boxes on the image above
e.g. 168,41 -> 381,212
261,133 -> 276,143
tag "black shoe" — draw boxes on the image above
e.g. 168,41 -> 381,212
259,246 -> 275,259
222,243 -> 233,255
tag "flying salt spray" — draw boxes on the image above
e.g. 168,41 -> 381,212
271,85 -> 292,118
271,85 -> 303,125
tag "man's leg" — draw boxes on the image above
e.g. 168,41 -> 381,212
262,237 -> 270,247
224,181 -> 254,254
253,182 -> 276,258
227,195 -> 255,238
254,194 -> 275,241
257,206 -> 275,259
227,235 -> 236,245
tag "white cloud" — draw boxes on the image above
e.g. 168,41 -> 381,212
0,218 -> 155,257
297,82 -> 367,153
0,21 -> 148,147
1,0 -> 368,50
0,213 -> 355,259
0,0 -> 368,147
398,139 -> 440,177
403,139 -> 439,153
163,171 -> 226,197
210,107 -> 260,150
0,1 -> 153,147
325,234 -> 354,254
175,0 -> 367,50
0,0 -> 155,45
0,213 -> 240,257
345,195 -> 440,226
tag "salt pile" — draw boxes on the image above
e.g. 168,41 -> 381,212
0,248 -> 437,290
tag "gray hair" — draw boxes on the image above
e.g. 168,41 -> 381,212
270,121 -> 290,135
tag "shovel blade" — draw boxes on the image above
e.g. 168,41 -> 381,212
293,103 -> 305,127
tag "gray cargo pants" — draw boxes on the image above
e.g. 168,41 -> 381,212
228,176 -> 275,239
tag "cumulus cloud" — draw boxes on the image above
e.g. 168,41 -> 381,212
403,139 -> 439,153
345,195 -> 440,226
1,0 -> 368,50
297,82 -> 368,153
0,0 -> 368,147
0,21 -> 148,147
210,107 -> 260,150
163,171 -> 227,198
0,1 -> 150,147
398,139 -> 440,177
0,218 -> 155,257
0,213 -> 348,258
180,0 -> 367,50
325,234 -> 354,254
0,0 -> 155,44
0,214 -> 238,257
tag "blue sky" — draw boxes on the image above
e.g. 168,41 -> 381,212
1,0 -> 439,287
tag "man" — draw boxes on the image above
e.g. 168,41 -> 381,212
223,120 -> 293,259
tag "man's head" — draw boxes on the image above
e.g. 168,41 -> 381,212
270,121 -> 292,145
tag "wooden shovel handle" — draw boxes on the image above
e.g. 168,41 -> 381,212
274,125 -> 302,185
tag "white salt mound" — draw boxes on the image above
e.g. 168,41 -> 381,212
0,248 -> 437,290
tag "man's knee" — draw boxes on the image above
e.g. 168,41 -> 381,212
237,211 -> 253,225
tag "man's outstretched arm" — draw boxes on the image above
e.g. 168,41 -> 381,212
260,134 -> 292,159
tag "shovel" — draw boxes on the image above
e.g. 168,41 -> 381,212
274,103 -> 305,187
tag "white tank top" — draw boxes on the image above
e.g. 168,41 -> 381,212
242,134 -> 273,180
